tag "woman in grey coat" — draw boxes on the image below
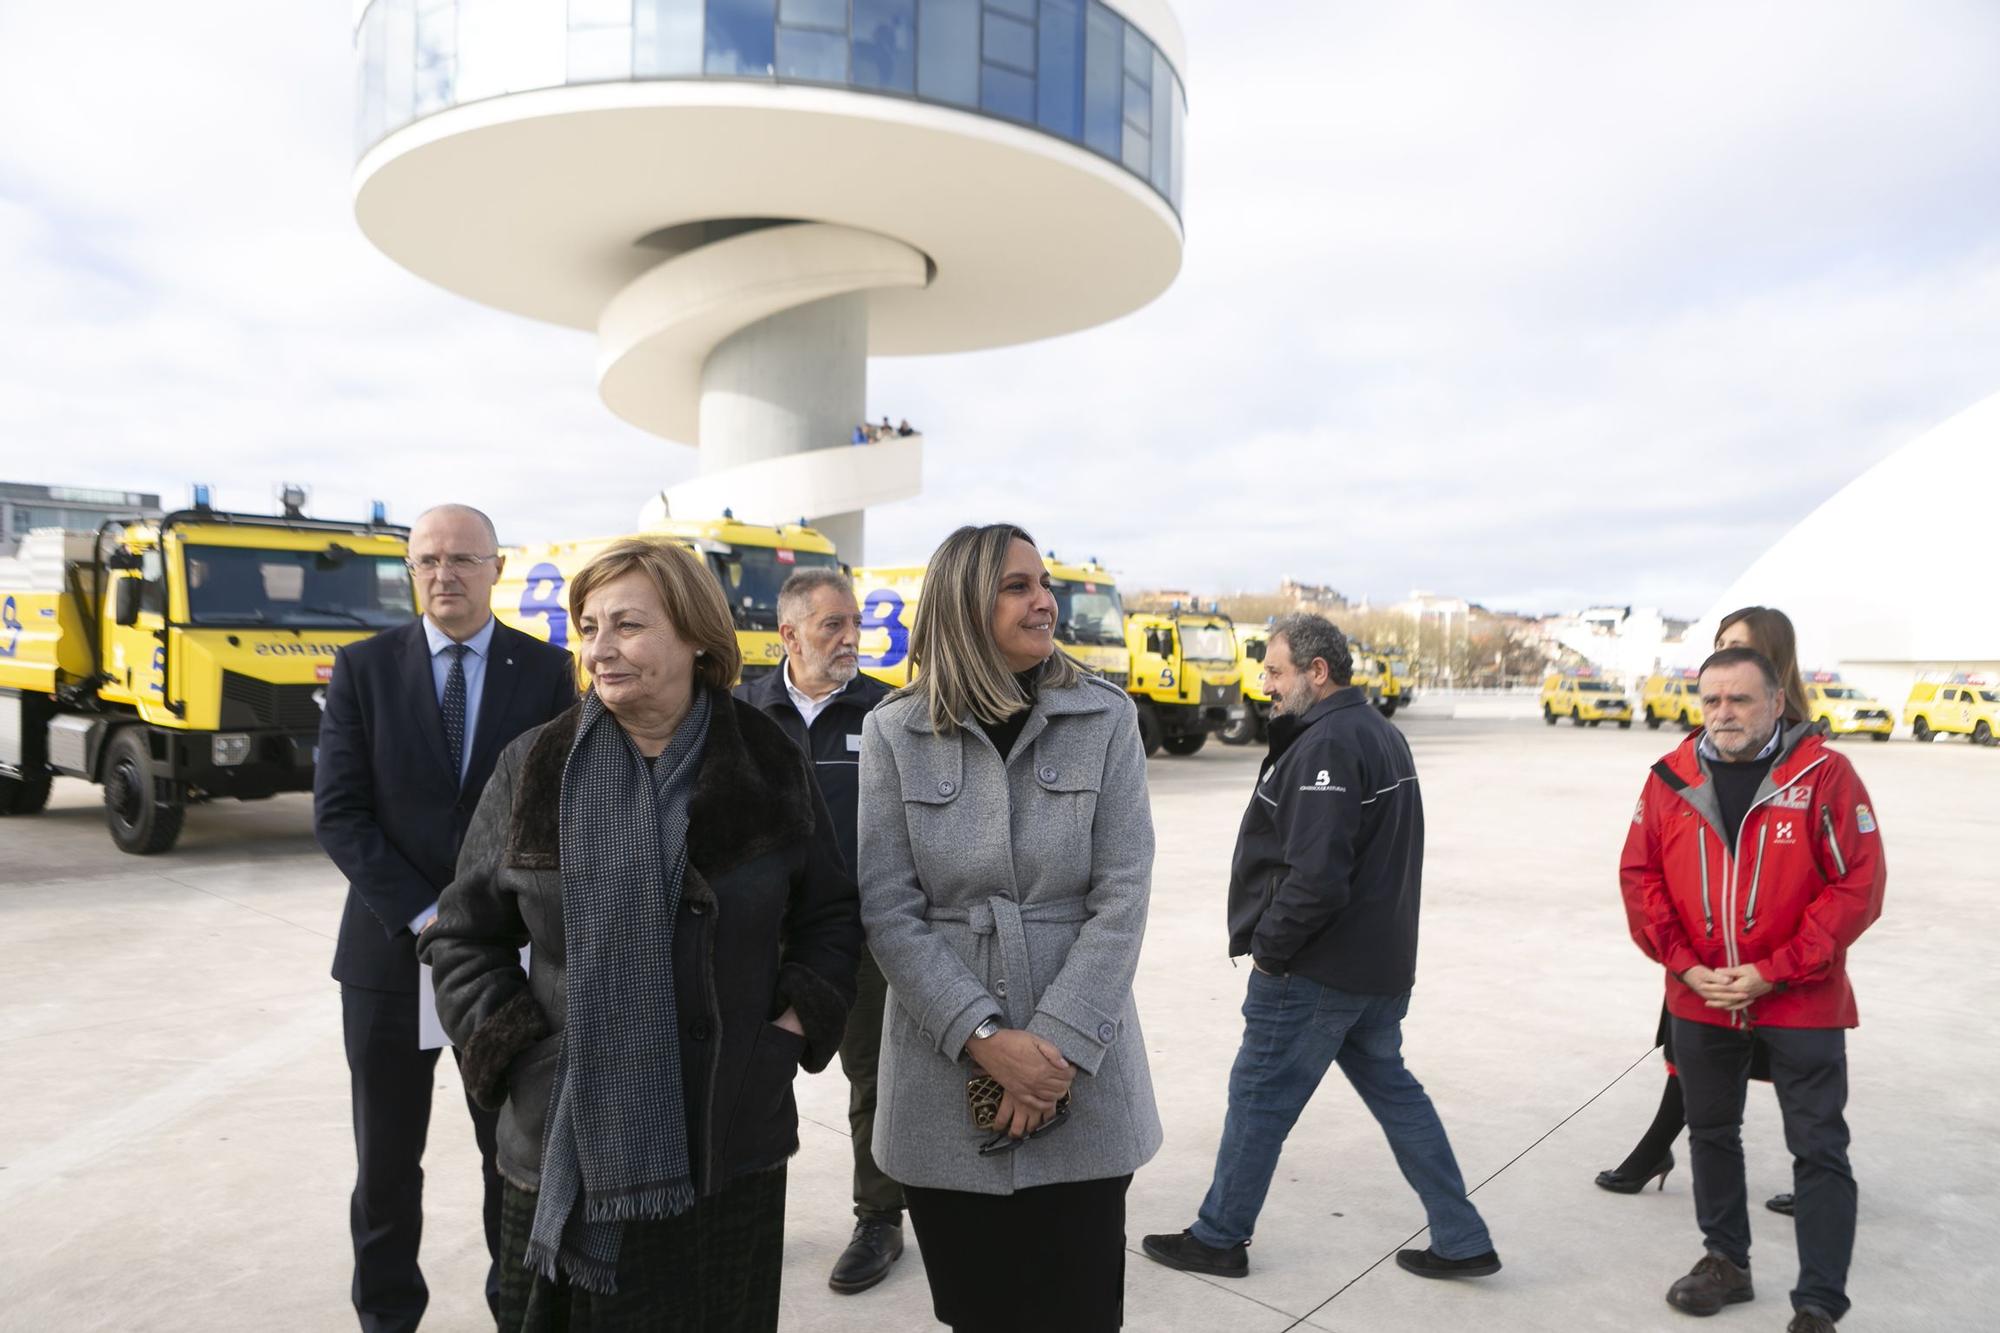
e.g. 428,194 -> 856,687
858,523 -> 1161,1332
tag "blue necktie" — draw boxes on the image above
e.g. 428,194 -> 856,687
442,643 -> 469,783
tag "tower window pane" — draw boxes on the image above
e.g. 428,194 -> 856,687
916,0 -> 978,107
777,25 -> 847,80
982,12 -> 1034,73
1082,1 -> 1120,158
852,0 -> 915,92
636,0 -> 704,75
1035,0 -> 1080,138
980,64 -> 1034,121
706,0 -> 776,75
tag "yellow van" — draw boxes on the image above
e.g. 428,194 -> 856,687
1541,670 -> 1633,728
1803,672 -> 1892,742
1903,676 -> 2000,745
1640,671 -> 1704,731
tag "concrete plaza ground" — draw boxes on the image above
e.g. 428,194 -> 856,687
2,702 -> 1994,1331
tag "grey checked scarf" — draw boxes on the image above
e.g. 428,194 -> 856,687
525,685 -> 712,1294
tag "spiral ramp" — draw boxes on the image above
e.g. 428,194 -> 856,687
601,222 -> 928,554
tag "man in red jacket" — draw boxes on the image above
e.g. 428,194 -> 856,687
1620,647 -> 1885,1332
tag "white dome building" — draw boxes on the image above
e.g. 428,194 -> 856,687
1692,389 -> 2000,718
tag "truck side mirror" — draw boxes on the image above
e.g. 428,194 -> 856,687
114,577 -> 143,626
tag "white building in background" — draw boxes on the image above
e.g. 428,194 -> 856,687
1690,388 -> 2000,713
1537,605 -> 1691,683
349,0 -> 1188,561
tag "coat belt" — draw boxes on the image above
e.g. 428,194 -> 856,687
926,896 -> 1092,1029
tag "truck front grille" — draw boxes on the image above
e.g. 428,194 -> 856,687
219,671 -> 326,731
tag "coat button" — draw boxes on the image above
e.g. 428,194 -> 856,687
1096,1021 -> 1117,1043
688,900 -> 706,915
995,979 -> 1009,998
938,779 -> 955,797
690,1020 -> 710,1041
1038,766 -> 1057,783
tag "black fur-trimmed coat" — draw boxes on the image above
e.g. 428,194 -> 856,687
421,687 -> 862,1197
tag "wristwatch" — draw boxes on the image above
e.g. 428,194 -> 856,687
969,1016 -> 1002,1043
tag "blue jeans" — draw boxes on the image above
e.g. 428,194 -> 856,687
1192,970 -> 1493,1259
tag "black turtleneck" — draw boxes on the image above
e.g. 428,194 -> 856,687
1708,729 -> 1782,849
976,666 -> 1043,760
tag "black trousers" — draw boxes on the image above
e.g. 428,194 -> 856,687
837,951 -> 905,1218
342,985 -> 505,1332
904,1175 -> 1131,1332
1671,1018 -> 1855,1320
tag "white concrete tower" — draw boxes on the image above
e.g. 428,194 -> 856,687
351,0 -> 1187,561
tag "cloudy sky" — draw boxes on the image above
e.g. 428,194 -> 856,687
2,2 -> 1996,617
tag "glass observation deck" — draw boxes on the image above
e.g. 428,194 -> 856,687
354,0 -> 1186,217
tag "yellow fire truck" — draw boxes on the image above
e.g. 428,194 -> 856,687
1802,672 -> 1892,741
1350,641 -> 1413,717
492,516 -> 841,684
1220,625 -> 1273,746
1540,667 -> 1634,728
1224,624 -> 1388,746
1125,604 -> 1240,756
853,553 -> 1131,690
856,557 -> 1236,757
0,492 -> 412,851
1640,669 -> 1704,731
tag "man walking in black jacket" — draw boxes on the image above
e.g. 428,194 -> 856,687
1142,614 -> 1499,1281
732,567 -> 901,1294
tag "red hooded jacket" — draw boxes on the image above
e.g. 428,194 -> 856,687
1619,723 -> 1886,1031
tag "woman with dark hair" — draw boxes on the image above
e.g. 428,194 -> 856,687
1716,605 -> 1812,724
1596,605 -> 1811,1215
423,537 -> 862,1331
857,523 -> 1161,1332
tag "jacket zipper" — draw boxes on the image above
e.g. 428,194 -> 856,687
1820,804 -> 1848,876
1743,825 -> 1768,931
1695,826 -> 1714,936
1720,755 -> 1829,1027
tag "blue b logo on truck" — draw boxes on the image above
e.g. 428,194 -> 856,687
0,596 -> 18,657
858,589 -> 908,670
519,563 -> 569,649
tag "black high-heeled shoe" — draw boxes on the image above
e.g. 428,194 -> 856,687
1594,1147 -> 1674,1194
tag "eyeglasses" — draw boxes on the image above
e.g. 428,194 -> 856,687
405,554 -> 499,575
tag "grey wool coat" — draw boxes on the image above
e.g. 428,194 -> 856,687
857,670 -> 1163,1194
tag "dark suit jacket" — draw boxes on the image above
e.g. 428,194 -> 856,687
732,664 -> 889,877
316,616 -> 576,992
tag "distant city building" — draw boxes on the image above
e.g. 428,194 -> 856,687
1279,577 -> 1348,610
0,482 -> 161,558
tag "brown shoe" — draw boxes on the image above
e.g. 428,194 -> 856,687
1665,1252 -> 1754,1316
1787,1309 -> 1836,1332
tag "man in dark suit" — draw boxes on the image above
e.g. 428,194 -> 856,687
732,567 -> 899,1294
315,503 -> 575,1332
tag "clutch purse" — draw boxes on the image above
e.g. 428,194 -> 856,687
966,1074 -> 1071,1131
966,1074 -> 1007,1130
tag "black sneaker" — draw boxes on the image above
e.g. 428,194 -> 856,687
1766,1193 -> 1796,1216
1140,1229 -> 1249,1278
1396,1247 -> 1502,1278
1666,1251 -> 1754,1315
1787,1309 -> 1836,1333
828,1216 -> 904,1294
